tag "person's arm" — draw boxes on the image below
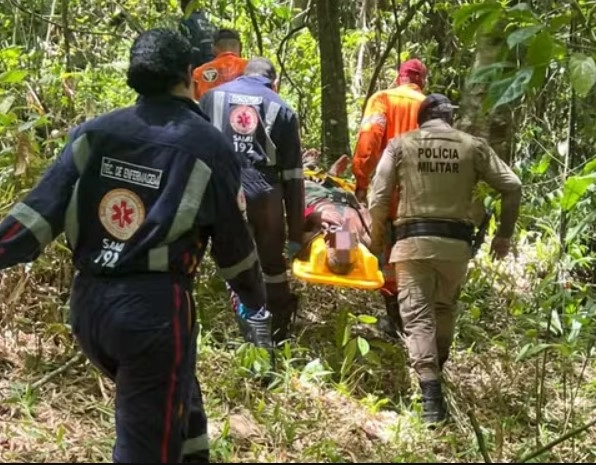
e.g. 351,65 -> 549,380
473,137 -> 522,258
278,112 -> 305,248
0,127 -> 82,270
352,92 -> 388,197
368,138 -> 401,256
198,90 -> 213,117
207,142 -> 266,310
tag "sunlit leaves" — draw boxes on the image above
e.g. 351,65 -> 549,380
451,0 -> 503,30
569,53 -> 596,97
452,0 -> 596,111
487,67 -> 533,109
560,174 -> 596,212
0,95 -> 15,114
530,154 -> 551,176
506,25 -> 543,49
0,70 -> 28,85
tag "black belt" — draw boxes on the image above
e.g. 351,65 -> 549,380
394,219 -> 474,245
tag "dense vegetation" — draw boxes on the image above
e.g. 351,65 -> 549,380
1,0 -> 595,462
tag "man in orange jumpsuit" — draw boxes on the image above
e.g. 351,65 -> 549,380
192,28 -> 248,99
351,58 -> 427,336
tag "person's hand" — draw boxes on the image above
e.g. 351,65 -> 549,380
490,236 -> 511,260
355,188 -> 367,204
320,209 -> 344,228
328,154 -> 350,177
286,241 -> 302,261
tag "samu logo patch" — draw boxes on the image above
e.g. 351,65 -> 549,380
230,105 -> 258,135
98,188 -> 145,241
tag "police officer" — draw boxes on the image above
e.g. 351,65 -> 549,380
368,94 -> 522,424
199,57 -> 305,343
0,29 -> 269,463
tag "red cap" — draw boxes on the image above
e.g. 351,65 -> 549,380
398,58 -> 427,79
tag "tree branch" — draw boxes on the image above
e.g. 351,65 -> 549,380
467,409 -> 493,463
246,0 -> 264,55
276,24 -> 308,98
363,0 -> 427,110
7,0 -> 130,40
113,1 -> 144,34
61,0 -> 72,73
30,353 -> 84,390
518,418 -> 596,463
570,0 -> 596,47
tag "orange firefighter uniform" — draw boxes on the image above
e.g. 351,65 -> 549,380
351,59 -> 427,298
352,59 -> 427,201
192,52 -> 248,99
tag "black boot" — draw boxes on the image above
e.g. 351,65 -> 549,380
236,308 -> 276,376
377,293 -> 403,338
420,380 -> 448,425
271,293 -> 299,344
236,308 -> 275,351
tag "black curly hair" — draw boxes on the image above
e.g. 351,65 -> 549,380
126,28 -> 192,97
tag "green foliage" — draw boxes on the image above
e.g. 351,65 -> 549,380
1,1 -> 596,463
454,1 -> 596,111
569,53 -> 596,97
560,174 -> 596,212
332,306 -> 380,383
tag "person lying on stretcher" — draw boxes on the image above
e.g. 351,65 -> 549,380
298,149 -> 402,336
300,149 -> 372,271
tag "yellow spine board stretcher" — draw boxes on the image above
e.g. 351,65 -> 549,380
303,169 -> 356,193
292,234 -> 385,290
293,170 -> 384,290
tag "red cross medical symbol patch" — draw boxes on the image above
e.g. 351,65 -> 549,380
98,188 -> 145,241
230,105 -> 259,135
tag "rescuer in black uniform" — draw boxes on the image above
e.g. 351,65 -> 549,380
0,29 -> 270,463
199,58 -> 305,343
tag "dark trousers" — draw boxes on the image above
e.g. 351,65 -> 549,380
70,273 -> 209,463
244,184 -> 297,340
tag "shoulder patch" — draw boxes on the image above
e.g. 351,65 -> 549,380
230,105 -> 259,135
360,113 -> 387,130
202,68 -> 218,82
98,188 -> 145,241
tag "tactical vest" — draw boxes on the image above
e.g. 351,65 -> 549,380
396,125 -> 478,225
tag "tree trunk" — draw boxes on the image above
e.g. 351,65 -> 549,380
352,0 -> 369,97
455,29 -> 514,225
315,0 -> 351,161
455,32 -> 513,165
